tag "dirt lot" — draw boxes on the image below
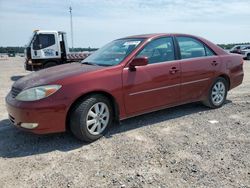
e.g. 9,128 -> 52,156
0,56 -> 249,188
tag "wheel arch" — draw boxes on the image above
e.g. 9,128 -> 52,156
43,60 -> 59,67
218,74 -> 231,90
65,91 -> 120,131
247,52 -> 250,59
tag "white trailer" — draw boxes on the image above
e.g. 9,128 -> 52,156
24,30 -> 92,71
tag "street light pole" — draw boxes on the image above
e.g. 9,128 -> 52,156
69,6 -> 74,50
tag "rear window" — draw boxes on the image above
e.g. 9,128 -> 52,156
243,46 -> 250,50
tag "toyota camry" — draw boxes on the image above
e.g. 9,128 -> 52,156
6,33 -> 244,142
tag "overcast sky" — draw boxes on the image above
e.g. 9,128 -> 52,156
0,0 -> 249,47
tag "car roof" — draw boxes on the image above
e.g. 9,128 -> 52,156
120,33 -> 198,40
119,33 -> 228,56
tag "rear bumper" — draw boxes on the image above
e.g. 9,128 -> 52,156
5,92 -> 67,134
230,71 -> 244,90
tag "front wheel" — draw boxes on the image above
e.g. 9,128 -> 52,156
203,77 -> 228,108
70,95 -> 113,142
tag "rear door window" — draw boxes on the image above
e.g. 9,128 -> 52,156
176,36 -> 215,59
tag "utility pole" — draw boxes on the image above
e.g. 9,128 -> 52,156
69,6 -> 74,50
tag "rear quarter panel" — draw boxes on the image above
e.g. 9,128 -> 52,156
219,54 -> 244,90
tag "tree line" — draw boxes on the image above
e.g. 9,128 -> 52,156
0,47 -> 25,53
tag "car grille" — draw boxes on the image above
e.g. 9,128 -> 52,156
11,87 -> 22,98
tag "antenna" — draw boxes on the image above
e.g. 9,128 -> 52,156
69,6 -> 74,50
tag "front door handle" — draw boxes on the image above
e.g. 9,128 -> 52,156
211,60 -> 218,66
169,67 -> 179,74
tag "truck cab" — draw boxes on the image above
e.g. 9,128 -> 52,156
25,30 -> 68,70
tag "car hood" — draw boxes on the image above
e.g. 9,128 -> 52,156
13,63 -> 104,90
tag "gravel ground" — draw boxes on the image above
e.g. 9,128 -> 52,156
0,56 -> 249,188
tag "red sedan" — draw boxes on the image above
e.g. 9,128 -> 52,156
6,33 -> 244,142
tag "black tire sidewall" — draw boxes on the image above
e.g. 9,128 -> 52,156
71,95 -> 113,142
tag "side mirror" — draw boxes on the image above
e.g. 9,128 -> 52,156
129,57 -> 148,71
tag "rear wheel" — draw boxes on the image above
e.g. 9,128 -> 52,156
203,77 -> 228,108
70,94 -> 113,142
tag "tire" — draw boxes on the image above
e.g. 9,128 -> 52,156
203,77 -> 228,108
70,94 -> 113,142
25,64 -> 33,71
44,62 -> 57,69
247,54 -> 250,60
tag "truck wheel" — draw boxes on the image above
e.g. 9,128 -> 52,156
70,94 -> 113,142
202,77 -> 228,108
44,62 -> 57,69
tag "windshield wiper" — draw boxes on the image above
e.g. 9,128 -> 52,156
81,62 -> 113,67
81,62 -> 99,66
99,64 -> 112,67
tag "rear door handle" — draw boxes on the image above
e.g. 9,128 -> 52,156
169,67 -> 179,74
211,60 -> 218,66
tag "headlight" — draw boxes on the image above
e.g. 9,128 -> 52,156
15,85 -> 62,101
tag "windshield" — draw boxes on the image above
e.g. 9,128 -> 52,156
82,38 -> 144,66
26,32 -> 37,47
242,46 -> 250,50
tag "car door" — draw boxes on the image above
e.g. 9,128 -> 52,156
32,33 -> 60,59
122,37 -> 181,115
175,36 -> 221,103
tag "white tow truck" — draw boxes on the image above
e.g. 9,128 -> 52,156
24,30 -> 92,71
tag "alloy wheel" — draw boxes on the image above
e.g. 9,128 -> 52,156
211,81 -> 226,106
86,102 -> 110,135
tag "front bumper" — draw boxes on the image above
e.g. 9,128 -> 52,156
24,59 -> 43,71
5,92 -> 67,134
